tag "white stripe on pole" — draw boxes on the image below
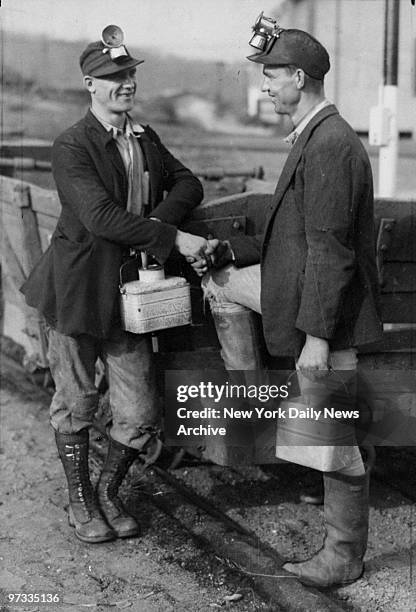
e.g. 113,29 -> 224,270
378,85 -> 398,198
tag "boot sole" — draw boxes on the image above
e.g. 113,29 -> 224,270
73,529 -> 116,544
295,565 -> 365,589
114,527 -> 141,539
68,512 -> 116,544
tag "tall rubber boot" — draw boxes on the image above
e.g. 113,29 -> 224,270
55,430 -> 115,543
208,309 -> 266,465
283,467 -> 370,587
212,309 -> 264,371
97,437 -> 140,538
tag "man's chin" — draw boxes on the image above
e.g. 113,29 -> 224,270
271,101 -> 282,114
115,101 -> 134,112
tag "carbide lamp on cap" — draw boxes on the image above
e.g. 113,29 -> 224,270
249,11 -> 285,52
101,25 -> 129,60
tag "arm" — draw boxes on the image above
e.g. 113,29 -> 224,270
53,136 -> 177,264
228,234 -> 262,267
143,126 -> 203,226
295,145 -> 366,340
190,235 -> 263,276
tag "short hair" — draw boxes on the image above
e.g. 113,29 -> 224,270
283,64 -> 324,91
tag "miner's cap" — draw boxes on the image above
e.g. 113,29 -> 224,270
80,40 -> 144,78
248,29 -> 330,80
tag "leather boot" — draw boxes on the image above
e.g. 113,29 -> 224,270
97,437 -> 140,538
55,430 -> 115,543
283,467 -> 370,587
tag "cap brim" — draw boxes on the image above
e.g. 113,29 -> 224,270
91,57 -> 144,77
247,50 -> 290,65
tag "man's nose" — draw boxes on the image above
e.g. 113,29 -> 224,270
122,76 -> 136,88
261,77 -> 270,93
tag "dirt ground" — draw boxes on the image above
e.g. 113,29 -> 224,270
0,370 -> 269,612
1,360 -> 416,612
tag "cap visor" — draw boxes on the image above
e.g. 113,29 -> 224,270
92,57 -> 144,77
247,50 -> 270,63
247,50 -> 290,66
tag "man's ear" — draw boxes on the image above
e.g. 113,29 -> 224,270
83,75 -> 95,93
295,68 -> 306,90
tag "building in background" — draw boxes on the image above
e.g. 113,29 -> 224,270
247,0 -> 415,138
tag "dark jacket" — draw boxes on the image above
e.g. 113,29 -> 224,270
21,110 -> 203,338
230,105 -> 383,357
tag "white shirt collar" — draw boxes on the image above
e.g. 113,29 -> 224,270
90,109 -> 145,138
284,99 -> 332,145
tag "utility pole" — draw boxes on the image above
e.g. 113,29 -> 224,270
371,0 -> 400,197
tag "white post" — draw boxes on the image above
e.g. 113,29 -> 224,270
376,0 -> 400,198
378,85 -> 398,197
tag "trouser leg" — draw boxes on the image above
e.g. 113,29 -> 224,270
103,327 -> 160,451
47,329 -> 115,542
48,328 -> 99,433
95,329 -> 161,537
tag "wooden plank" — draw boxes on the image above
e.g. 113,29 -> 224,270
359,328 -> 416,353
374,198 -> 416,219
382,263 -> 416,293
0,142 -> 52,161
2,273 -> 24,306
376,215 -> 416,263
38,226 -> 53,252
3,183 -> 49,367
1,176 -> 60,216
1,301 -> 47,363
192,192 -> 270,222
3,206 -> 56,251
0,175 -> 19,204
183,215 -> 246,240
1,213 -> 32,271
1,228 -> 26,288
380,293 -> 416,324
13,185 -> 41,276
3,204 -> 59,234
28,183 -> 60,217
35,211 -> 58,233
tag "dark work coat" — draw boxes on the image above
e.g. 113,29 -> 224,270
230,105 -> 383,357
21,110 -> 203,338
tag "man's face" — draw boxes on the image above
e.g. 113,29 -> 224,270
261,66 -> 300,116
86,68 -> 137,114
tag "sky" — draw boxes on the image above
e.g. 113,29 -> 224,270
1,0 -> 286,62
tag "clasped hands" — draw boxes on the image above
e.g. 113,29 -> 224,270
175,231 -> 233,276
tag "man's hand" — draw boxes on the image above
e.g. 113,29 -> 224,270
209,239 -> 234,269
189,239 -> 235,277
297,335 -> 330,381
175,230 -> 209,260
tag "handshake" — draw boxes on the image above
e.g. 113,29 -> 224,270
175,230 -> 233,277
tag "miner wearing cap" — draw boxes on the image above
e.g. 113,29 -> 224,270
21,29 -> 209,544
195,18 -> 383,587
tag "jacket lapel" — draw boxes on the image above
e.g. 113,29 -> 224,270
137,130 -> 164,208
270,105 -> 339,213
85,110 -> 127,184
